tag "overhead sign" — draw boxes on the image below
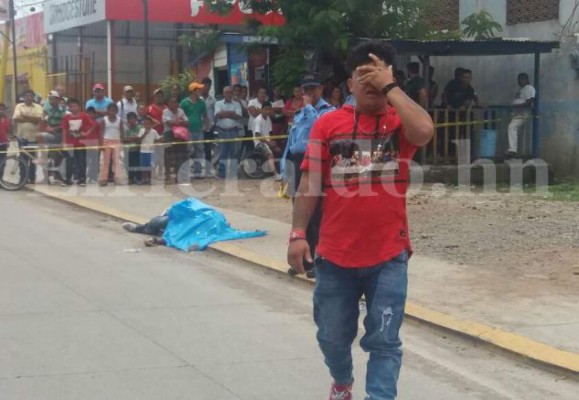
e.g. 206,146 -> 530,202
44,0 -> 106,34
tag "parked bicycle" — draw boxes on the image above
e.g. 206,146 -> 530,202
0,136 -> 66,191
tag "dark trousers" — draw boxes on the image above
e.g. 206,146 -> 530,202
127,149 -> 140,183
288,151 -> 322,271
134,215 -> 169,237
0,144 -> 6,180
74,148 -> 87,183
204,130 -> 214,164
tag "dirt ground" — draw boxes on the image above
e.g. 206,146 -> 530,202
168,179 -> 579,293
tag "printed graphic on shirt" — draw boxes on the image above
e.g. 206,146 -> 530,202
329,133 -> 401,183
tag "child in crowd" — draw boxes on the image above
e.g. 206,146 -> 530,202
85,107 -> 101,183
253,101 -> 281,180
138,116 -> 163,184
137,103 -> 148,125
0,103 -> 11,166
62,98 -> 96,186
124,112 -> 141,184
99,103 -> 124,186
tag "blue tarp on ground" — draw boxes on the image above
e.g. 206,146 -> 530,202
163,198 -> 266,251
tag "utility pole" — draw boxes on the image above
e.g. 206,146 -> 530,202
143,0 -> 151,104
9,0 -> 18,104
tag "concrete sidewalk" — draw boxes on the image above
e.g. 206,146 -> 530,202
29,183 -> 579,375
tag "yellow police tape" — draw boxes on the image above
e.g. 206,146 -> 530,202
0,118 -> 503,155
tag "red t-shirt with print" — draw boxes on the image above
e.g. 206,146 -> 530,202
301,105 -> 417,268
62,113 -> 95,147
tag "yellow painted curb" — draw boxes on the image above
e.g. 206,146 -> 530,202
32,186 -> 579,375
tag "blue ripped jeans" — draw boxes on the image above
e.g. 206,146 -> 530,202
313,251 -> 408,400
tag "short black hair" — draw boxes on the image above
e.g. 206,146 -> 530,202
407,62 -> 420,74
126,112 -> 138,120
347,40 -> 396,76
462,69 -> 472,75
107,103 -> 118,111
86,106 -> 96,113
67,98 -> 79,106
518,72 -> 530,81
262,101 -> 272,108
202,77 -> 212,85
233,84 -> 242,90
454,67 -> 465,78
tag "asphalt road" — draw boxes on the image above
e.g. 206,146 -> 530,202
0,191 -> 577,400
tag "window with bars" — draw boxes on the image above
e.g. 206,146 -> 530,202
426,0 -> 460,31
507,0 -> 560,25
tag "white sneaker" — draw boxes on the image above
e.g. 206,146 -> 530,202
122,222 -> 138,232
274,174 -> 282,181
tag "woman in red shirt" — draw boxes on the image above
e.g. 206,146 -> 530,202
284,86 -> 304,125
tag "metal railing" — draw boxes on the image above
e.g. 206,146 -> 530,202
426,107 -> 534,164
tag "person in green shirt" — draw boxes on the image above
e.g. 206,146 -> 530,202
124,112 -> 142,184
179,82 -> 210,177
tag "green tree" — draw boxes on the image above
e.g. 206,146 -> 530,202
462,10 -> 503,40
198,0 -> 458,91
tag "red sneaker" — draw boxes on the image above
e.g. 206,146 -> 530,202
328,380 -> 353,400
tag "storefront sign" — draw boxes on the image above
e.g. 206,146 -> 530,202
44,0 -> 106,34
106,0 -> 284,26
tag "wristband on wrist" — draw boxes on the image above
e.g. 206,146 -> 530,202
289,229 -> 307,242
381,82 -> 398,97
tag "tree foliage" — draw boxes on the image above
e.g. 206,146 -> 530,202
462,10 -> 503,40
198,0 -> 462,91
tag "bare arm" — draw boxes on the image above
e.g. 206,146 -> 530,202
287,170 -> 323,274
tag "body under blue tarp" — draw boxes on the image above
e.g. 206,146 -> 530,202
162,198 -> 266,251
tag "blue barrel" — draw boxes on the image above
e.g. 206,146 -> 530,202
479,129 -> 497,158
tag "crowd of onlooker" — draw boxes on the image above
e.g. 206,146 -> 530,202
0,77 -> 355,186
0,63 -> 535,186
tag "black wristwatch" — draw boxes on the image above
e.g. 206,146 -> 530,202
381,82 -> 398,97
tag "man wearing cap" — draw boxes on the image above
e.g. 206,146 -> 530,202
85,84 -> 113,119
180,82 -> 209,178
281,73 -> 335,278
118,86 -> 138,124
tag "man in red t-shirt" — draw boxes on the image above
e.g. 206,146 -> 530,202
62,98 -> 96,185
287,41 -> 434,400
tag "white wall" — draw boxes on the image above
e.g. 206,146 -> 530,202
430,0 -> 579,176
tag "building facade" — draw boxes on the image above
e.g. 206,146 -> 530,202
430,0 -> 579,177
43,0 -> 284,102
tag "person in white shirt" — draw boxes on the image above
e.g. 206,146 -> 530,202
138,116 -> 163,184
214,86 -> 243,178
247,87 -> 268,135
117,86 -> 139,123
507,73 -> 535,158
253,102 -> 281,180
